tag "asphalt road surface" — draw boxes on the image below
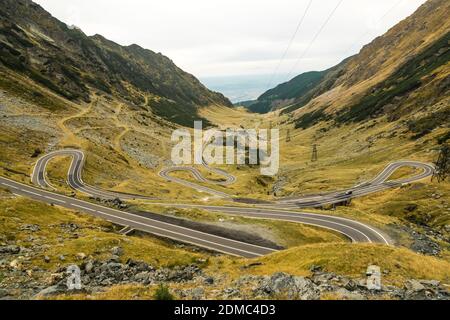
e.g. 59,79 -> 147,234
274,161 -> 435,208
1,149 -> 434,257
0,176 -> 275,258
32,149 -> 158,201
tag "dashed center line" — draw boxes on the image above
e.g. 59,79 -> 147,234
44,196 -> 66,204
1,182 -> 18,189
72,203 -> 96,212
22,189 -> 41,196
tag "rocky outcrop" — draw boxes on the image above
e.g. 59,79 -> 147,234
34,258 -> 202,298
255,272 -> 320,299
237,268 -> 449,300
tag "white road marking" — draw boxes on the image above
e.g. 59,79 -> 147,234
72,204 -> 96,212
1,176 -> 275,255
44,196 -> 66,204
20,150 -> 435,255
1,182 -> 19,189
21,189 -> 41,196
84,207 -> 267,257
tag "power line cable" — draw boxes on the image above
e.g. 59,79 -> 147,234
285,0 -> 344,81
341,0 -> 404,58
265,0 -> 314,91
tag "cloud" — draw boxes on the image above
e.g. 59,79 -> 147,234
34,0 -> 427,80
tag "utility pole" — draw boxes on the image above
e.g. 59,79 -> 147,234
311,144 -> 318,162
432,144 -> 449,183
286,129 -> 291,142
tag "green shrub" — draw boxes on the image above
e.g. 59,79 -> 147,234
153,284 -> 174,300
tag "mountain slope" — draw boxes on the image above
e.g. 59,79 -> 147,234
254,0 -> 449,140
247,57 -> 352,114
0,0 -> 231,126
0,0 -> 232,202
248,71 -> 327,113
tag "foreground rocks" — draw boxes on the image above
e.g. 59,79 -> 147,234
224,269 -> 449,300
1,250 -> 448,300
90,197 -> 128,210
34,258 -> 202,297
0,239 -> 448,300
393,224 -> 449,256
254,272 -> 320,299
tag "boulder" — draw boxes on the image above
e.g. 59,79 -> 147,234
84,260 -> 94,273
111,246 -> 123,256
20,224 -> 40,232
191,287 -> 205,300
76,252 -> 87,260
0,245 -> 20,254
36,285 -> 64,297
405,279 -> 425,292
0,289 -> 10,298
134,272 -> 152,284
255,272 -> 320,300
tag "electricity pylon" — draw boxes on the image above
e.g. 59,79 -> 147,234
432,144 -> 449,183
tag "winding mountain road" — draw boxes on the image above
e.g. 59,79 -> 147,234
31,149 -> 158,201
0,149 -> 435,257
160,157 -> 434,209
274,161 -> 435,208
0,176 -> 275,258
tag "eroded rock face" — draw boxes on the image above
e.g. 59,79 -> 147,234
255,272 -> 320,300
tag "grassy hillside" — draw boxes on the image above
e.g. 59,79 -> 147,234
248,71 -> 327,113
290,0 -> 449,131
1,188 -> 448,300
337,31 -> 449,124
0,0 -> 231,126
252,0 -> 449,138
0,0 -> 449,301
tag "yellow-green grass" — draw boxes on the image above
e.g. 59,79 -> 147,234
198,104 -> 265,129
134,205 -> 347,248
387,167 -> 421,181
0,125 -> 52,184
47,284 -> 160,300
2,187 -> 449,300
207,243 -> 450,287
0,192 -> 206,270
200,105 -> 443,198
54,243 -> 450,299
45,156 -> 74,194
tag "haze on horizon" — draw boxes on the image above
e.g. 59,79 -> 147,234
33,0 -> 427,101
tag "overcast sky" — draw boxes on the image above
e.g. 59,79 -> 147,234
34,0 -> 426,87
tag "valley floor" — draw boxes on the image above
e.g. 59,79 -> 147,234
0,89 -> 449,300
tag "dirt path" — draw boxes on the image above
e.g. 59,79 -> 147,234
112,103 -> 130,152
57,98 -> 96,147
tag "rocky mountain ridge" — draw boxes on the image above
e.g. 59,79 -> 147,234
0,0 -> 232,126
249,0 -> 449,142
